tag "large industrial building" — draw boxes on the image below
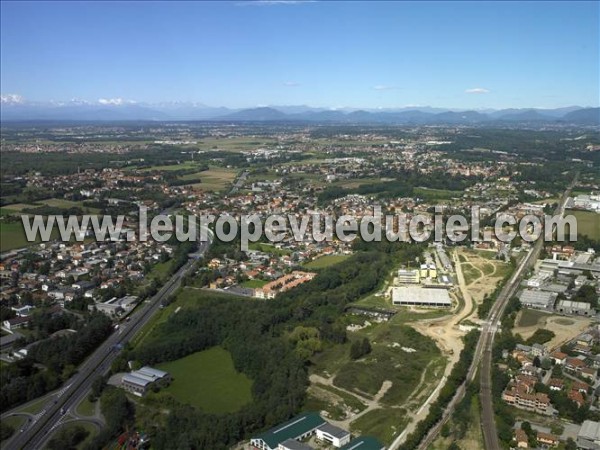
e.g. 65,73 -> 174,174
555,300 -> 594,316
391,286 -> 452,307
121,366 -> 171,397
577,420 -> 600,450
518,289 -> 558,310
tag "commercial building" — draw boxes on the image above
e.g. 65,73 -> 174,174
578,420 -> 600,450
518,289 -> 557,310
250,412 -> 326,450
396,269 -> 420,284
94,295 -> 138,316
392,286 -> 452,307
315,423 -> 351,447
121,366 -> 171,397
556,299 -> 593,316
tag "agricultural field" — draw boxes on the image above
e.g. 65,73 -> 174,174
568,209 -> 600,239
304,254 -> 351,269
198,136 -> 279,152
157,346 -> 253,414
0,220 -> 59,252
188,167 -> 238,191
137,161 -> 200,172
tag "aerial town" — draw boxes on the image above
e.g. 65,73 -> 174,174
0,120 -> 598,450
1,1 -> 599,450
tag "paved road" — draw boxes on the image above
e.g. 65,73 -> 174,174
230,170 -> 249,194
4,237 -> 211,450
416,179 -> 576,450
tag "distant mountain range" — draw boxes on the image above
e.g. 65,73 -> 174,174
1,98 -> 598,125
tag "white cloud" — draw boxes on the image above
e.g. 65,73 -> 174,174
0,94 -> 24,104
465,88 -> 490,94
98,98 -> 136,106
373,85 -> 398,91
283,81 -> 301,87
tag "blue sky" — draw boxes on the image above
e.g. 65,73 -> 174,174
1,1 -> 598,109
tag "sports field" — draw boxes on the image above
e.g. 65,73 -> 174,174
157,346 -> 253,414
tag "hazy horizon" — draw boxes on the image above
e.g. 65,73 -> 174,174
1,1 -> 598,110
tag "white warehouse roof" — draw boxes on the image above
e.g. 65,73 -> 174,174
392,286 -> 451,306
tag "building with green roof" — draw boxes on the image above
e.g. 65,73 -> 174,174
339,436 -> 385,450
249,412 -> 326,450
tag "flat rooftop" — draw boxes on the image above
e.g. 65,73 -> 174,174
392,286 -> 451,306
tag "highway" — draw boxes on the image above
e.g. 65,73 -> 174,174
417,179 -> 576,450
4,235 -> 212,450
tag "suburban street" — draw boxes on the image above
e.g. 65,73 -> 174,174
3,236 -> 212,450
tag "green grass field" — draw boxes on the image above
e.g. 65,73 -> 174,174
241,279 -> 268,288
568,209 -> 600,240
157,346 -> 253,414
75,396 -> 97,417
517,308 -> 550,327
0,220 -> 60,252
304,254 -> 351,269
187,167 -> 238,192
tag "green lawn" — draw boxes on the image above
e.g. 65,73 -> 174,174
75,396 -> 97,417
0,207 -> 18,216
304,254 -> 351,269
16,396 -> 51,415
157,346 -> 253,414
0,415 -> 25,445
567,209 -> 600,240
241,279 -> 268,288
